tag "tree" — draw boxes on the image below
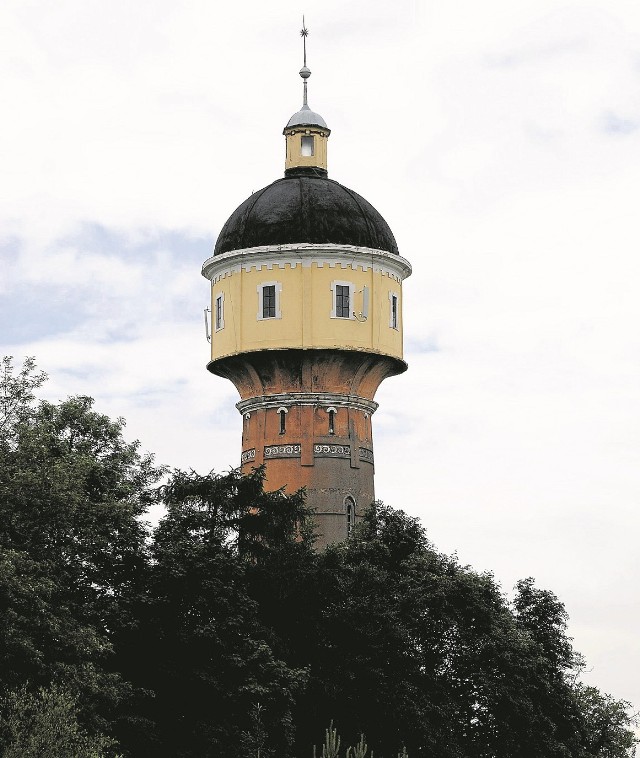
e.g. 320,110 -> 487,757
573,684 -> 637,758
287,504 -> 637,758
0,355 -> 47,438
119,467 -> 314,757
1,356 -> 636,757
0,357 -> 162,748
0,684 -> 120,758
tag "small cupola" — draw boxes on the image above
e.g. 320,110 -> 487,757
284,21 -> 330,177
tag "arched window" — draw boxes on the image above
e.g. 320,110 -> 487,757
327,406 -> 336,435
277,407 -> 288,435
345,496 -> 355,537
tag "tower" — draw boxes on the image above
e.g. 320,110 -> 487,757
202,27 -> 411,548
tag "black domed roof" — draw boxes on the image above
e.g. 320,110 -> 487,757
214,171 -> 399,256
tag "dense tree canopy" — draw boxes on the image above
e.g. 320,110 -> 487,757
0,357 -> 636,757
0,356 -> 162,751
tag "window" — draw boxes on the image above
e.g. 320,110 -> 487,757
257,282 -> 282,320
277,407 -> 288,435
336,285 -> 350,318
262,285 -> 276,318
214,292 -> 225,331
331,281 -> 354,319
389,292 -> 399,329
345,496 -> 355,537
301,135 -> 314,156
327,407 -> 336,435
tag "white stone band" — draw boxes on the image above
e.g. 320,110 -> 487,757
236,392 -> 379,416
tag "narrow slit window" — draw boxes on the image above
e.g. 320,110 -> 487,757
215,293 -> 224,331
336,284 -> 350,318
345,497 -> 355,537
391,293 -> 398,329
278,408 -> 287,435
328,409 -> 335,435
301,135 -> 314,157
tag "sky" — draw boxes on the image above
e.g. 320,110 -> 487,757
1,0 -> 639,725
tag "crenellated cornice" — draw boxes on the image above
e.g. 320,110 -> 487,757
202,243 -> 412,285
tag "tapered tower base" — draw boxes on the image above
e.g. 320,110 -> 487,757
209,348 -> 406,547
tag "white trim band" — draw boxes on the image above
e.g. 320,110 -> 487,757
236,392 -> 379,416
202,243 -> 412,285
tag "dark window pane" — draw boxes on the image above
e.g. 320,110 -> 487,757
263,285 -> 276,318
346,497 -> 355,536
336,285 -> 350,318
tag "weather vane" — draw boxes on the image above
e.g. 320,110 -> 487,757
300,16 -> 309,67
299,16 -> 311,107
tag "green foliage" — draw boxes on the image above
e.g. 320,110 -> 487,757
346,733 -> 369,758
0,684 -> 120,758
0,357 -> 162,747
0,355 -> 47,438
573,683 -> 638,757
238,703 -> 272,758
0,356 -> 636,758
120,466 -> 314,756
289,503 -> 637,757
321,720 -> 341,758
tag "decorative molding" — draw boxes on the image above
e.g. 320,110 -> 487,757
264,444 -> 301,458
314,444 -> 351,458
202,243 -> 412,285
241,448 -> 256,464
237,392 -> 378,416
359,447 -> 374,464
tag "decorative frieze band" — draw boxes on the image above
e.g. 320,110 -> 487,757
241,448 -> 256,464
264,444 -> 301,459
237,392 -> 378,416
202,243 -> 412,285
314,444 -> 351,458
243,443 -> 373,464
359,447 -> 374,464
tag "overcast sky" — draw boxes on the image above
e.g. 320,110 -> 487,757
2,0 -> 639,724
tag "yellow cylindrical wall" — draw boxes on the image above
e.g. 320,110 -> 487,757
284,127 -> 329,172
210,260 -> 403,362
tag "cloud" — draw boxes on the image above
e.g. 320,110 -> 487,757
2,0 -> 640,722
601,111 -> 639,135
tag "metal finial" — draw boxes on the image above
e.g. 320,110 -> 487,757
300,16 -> 309,67
299,17 -> 311,108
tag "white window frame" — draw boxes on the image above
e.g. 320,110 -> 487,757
389,291 -> 399,330
257,281 -> 282,320
330,280 -> 355,320
214,292 -> 225,332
